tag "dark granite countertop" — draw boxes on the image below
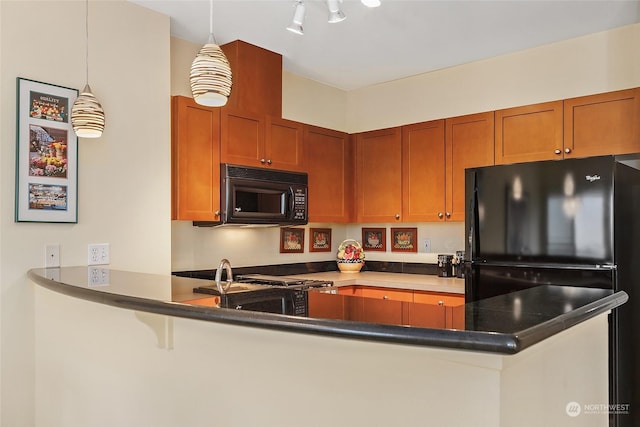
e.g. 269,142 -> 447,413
28,266 -> 628,355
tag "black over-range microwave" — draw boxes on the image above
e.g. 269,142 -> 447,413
194,164 -> 308,226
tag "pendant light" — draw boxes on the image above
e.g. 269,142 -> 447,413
71,0 -> 105,138
190,0 -> 232,107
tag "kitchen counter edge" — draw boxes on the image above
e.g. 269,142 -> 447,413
28,267 -> 628,355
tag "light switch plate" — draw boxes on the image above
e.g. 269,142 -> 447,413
45,244 -> 60,268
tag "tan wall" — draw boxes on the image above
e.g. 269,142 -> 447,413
170,24 -> 640,272
0,1 -> 171,425
347,23 -> 640,133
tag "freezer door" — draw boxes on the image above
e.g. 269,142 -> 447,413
465,156 -> 615,265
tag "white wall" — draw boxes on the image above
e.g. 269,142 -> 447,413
0,1 -> 171,425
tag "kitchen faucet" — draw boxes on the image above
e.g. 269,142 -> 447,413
214,258 -> 233,294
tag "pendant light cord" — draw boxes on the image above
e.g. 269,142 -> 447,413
84,0 -> 89,85
208,0 -> 216,44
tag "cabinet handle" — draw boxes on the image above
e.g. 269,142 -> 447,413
395,213 -> 400,220
234,207 -> 242,212
267,159 -> 272,165
260,158 -> 266,164
445,212 -> 451,218
564,147 -> 571,154
554,149 -> 561,155
438,212 -> 444,219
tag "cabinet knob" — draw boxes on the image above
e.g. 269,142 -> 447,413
445,212 -> 451,218
267,159 -> 272,165
383,295 -> 389,300
395,213 -> 400,220
438,212 -> 444,219
260,158 -> 266,164
438,301 -> 444,306
564,147 -> 571,154
234,207 -> 242,212
554,149 -> 561,155
214,210 -> 220,216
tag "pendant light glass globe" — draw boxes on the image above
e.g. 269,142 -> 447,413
190,0 -> 232,107
71,84 -> 105,138
190,38 -> 232,107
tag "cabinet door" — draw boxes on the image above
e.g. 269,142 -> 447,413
304,125 -> 353,222
495,101 -> 563,164
220,108 -> 265,168
266,117 -> 304,171
446,112 -> 495,222
564,88 -> 640,157
171,96 -> 221,221
402,120 -> 446,222
413,291 -> 464,307
356,127 -> 403,223
359,287 -> 413,302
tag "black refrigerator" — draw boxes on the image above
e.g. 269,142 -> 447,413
464,155 -> 640,427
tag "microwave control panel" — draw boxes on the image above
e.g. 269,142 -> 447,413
292,186 -> 307,221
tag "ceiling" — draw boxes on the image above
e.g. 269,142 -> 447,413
129,0 -> 640,91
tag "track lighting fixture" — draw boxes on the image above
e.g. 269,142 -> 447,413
287,0 -> 380,34
327,0 -> 346,23
361,0 -> 381,7
287,0 -> 305,35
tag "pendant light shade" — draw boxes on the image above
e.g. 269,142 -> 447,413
190,0 -> 232,107
190,38 -> 232,107
71,84 -> 105,138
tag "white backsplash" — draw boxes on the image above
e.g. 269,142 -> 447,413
172,220 -> 465,271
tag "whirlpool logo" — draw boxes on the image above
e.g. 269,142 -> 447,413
585,174 -> 601,182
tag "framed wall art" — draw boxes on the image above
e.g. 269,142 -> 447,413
391,227 -> 418,252
15,78 -> 78,223
362,227 -> 386,251
280,227 -> 305,253
310,228 -> 332,252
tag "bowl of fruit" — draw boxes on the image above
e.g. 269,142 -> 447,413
336,239 -> 365,273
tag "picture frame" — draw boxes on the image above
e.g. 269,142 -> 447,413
15,78 -> 78,223
391,227 -> 418,252
309,228 -> 332,252
362,227 -> 386,251
280,227 -> 305,253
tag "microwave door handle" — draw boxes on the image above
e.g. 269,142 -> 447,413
287,187 -> 294,215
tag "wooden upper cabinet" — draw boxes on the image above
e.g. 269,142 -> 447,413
220,40 -> 282,117
446,112 -> 495,222
402,120 -> 446,222
220,109 -> 304,171
304,125 -> 353,223
171,96 -> 221,221
220,108 -> 264,168
266,117 -> 304,171
355,127 -> 403,223
495,101 -> 563,164
564,88 -> 640,157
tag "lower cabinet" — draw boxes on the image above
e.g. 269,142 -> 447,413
334,286 -> 464,328
180,296 -> 221,307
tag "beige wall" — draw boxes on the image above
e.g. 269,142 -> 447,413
347,23 -> 640,133
0,1 -> 171,425
170,23 -> 640,272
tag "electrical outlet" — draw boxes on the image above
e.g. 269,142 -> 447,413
88,267 -> 110,286
88,243 -> 110,265
45,244 -> 60,268
423,239 -> 431,253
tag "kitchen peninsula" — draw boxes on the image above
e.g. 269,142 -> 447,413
30,267 -> 626,427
